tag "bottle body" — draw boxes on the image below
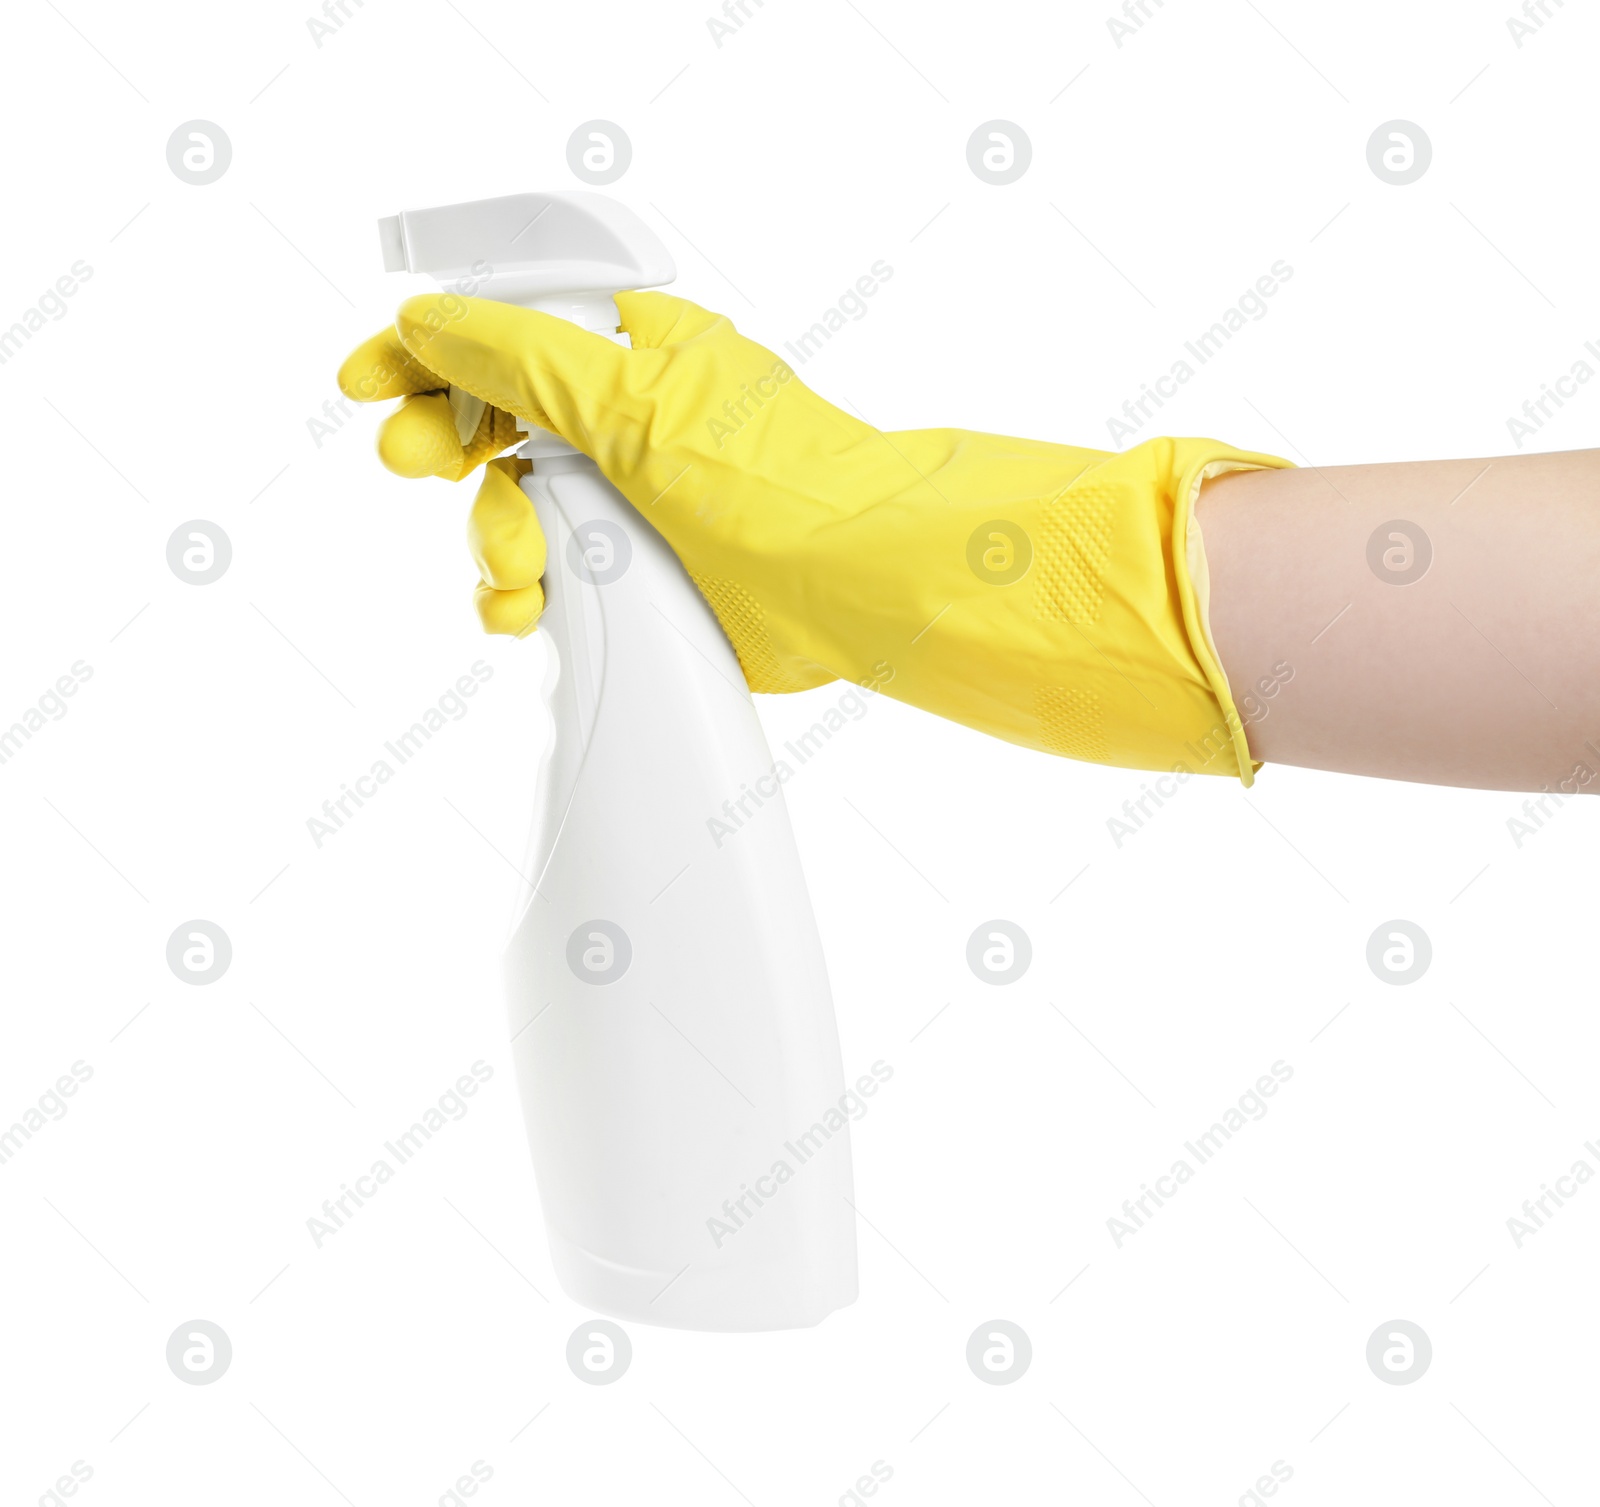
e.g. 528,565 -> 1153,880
504,451 -> 858,1330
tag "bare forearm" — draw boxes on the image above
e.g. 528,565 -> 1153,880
1195,449 -> 1600,794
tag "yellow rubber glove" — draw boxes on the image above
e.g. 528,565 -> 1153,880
338,293 -> 1291,783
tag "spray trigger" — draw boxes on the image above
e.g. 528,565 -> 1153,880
448,387 -> 486,446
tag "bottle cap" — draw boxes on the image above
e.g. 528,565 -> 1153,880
379,191 -> 673,449
377,191 -> 675,317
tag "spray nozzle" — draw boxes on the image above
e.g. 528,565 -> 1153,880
377,190 -> 675,323
379,190 -> 676,446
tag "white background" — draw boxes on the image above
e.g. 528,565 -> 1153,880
3,1 -> 1597,1503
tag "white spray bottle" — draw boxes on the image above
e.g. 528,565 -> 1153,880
378,192 -> 858,1330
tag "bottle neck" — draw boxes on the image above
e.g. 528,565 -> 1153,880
524,289 -> 623,334
512,290 -> 628,465
523,451 -> 597,476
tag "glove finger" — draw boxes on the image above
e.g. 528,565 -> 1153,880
474,579 -> 545,638
396,295 -> 636,454
338,328 -> 445,402
615,290 -> 729,349
376,392 -> 463,479
375,393 -> 525,481
468,457 -> 544,588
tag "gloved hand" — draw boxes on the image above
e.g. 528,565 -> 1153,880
338,293 -> 1290,782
